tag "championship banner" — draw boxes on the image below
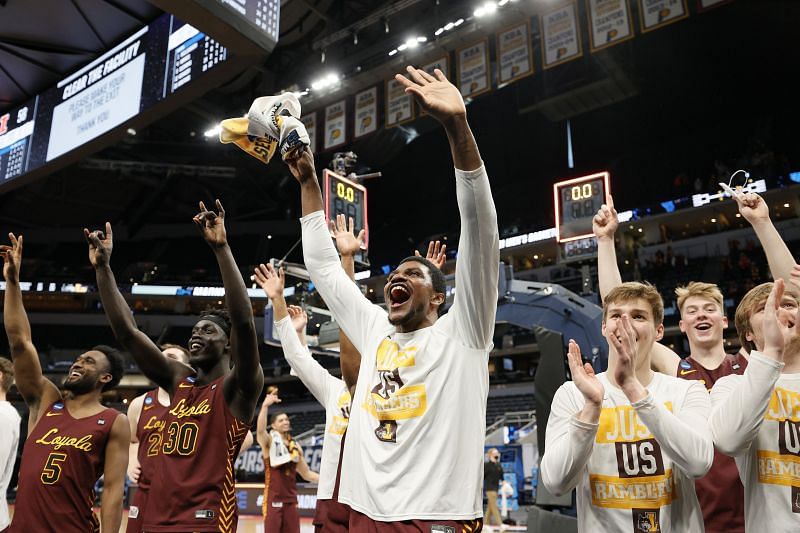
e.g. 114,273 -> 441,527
698,0 -> 732,10
354,86 -> 378,139
457,38 -> 491,98
542,2 -> 583,69
385,78 -> 414,128
301,112 -> 316,152
587,0 -> 634,52
496,21 -> 534,86
324,99 -> 346,150
637,0 -> 689,33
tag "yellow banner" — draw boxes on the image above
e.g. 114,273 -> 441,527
590,469 -> 676,509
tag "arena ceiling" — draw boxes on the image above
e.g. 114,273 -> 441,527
0,0 -> 799,271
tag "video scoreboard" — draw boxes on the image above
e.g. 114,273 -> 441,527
553,172 -> 610,243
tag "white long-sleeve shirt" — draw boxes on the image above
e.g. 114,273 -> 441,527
541,372 -> 713,533
0,400 -> 21,530
300,164 -> 499,521
275,316 -> 349,500
709,351 -> 800,532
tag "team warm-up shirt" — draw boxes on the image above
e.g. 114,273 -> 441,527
710,351 -> 800,532
0,401 -> 21,530
275,316 -> 350,500
9,401 -> 119,533
677,354 -> 747,533
143,376 -> 250,533
135,388 -> 170,490
541,372 -> 713,533
301,164 -> 499,521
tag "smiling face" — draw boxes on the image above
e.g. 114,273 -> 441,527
602,298 -> 664,370
384,260 -> 444,329
63,350 -> 112,395
679,296 -> 728,350
271,413 -> 291,434
188,319 -> 228,368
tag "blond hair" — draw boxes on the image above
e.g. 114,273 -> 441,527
603,282 -> 664,325
675,282 -> 724,315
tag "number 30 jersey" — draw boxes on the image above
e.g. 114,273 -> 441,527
143,375 -> 250,533
9,401 -> 119,533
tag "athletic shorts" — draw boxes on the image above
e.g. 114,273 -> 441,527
349,509 -> 483,533
126,486 -> 150,533
264,500 -> 300,533
313,498 -> 351,533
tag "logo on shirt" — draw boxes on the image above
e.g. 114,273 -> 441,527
144,396 -> 154,406
169,398 -> 212,419
35,428 -> 94,451
679,360 -> 691,370
633,509 -> 660,532
143,415 -> 166,432
46,402 -> 65,416
678,369 -> 696,376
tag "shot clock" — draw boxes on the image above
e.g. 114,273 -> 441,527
323,169 -> 369,265
553,172 -> 610,243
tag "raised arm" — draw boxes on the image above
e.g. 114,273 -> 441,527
736,191 -> 796,280
126,393 -> 144,484
255,391 -> 280,452
87,224 -> 188,394
329,214 -> 365,392
593,194 -> 622,300
193,201 -> 264,422
101,413 -> 130,533
395,66 -> 499,349
287,151 -> 387,355
1,234 -> 60,424
255,264 -> 338,404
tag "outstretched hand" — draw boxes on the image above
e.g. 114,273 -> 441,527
193,200 -> 227,248
0,233 -> 23,282
254,263 -> 285,301
263,390 -> 281,407
84,223 -> 113,268
566,339 -> 604,406
286,305 -> 308,336
735,191 -> 770,226
415,240 -> 447,270
593,194 -> 619,241
329,213 -> 365,257
762,278 -> 791,361
285,147 -> 316,184
607,315 -> 640,389
394,66 -> 466,124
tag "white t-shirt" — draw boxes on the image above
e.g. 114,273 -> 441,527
0,400 -> 21,530
301,164 -> 499,521
710,351 -> 800,533
541,372 -> 713,533
275,316 -> 350,500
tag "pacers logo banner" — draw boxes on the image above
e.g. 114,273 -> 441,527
757,387 -> 800,512
542,2 -> 583,69
457,39 -> 490,99
324,100 -> 346,150
354,87 -> 377,138
587,0 -> 635,52
496,21 -> 533,86
385,78 -> 414,128
301,112 -> 316,152
637,0 -> 689,33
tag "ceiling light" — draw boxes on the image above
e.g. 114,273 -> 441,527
474,2 -> 497,17
416,36 -> 427,43
784,203 -> 791,208
454,18 -> 464,26
397,43 -> 408,51
388,49 -> 398,56
735,213 -> 741,218
710,218 -> 717,223
499,0 -> 510,5
435,28 -> 444,36
444,22 -> 455,31
405,38 -> 419,48
126,128 -> 136,136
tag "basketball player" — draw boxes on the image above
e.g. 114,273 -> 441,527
87,199 -> 264,532
0,357 -> 20,532
2,233 -> 129,533
287,66 -> 497,529
594,196 -> 747,532
256,386 -> 319,533
541,282 -> 714,532
710,278 -> 800,530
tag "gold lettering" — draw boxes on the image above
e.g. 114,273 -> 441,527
168,398 -> 212,419
589,469 -> 675,509
597,403 -> 673,444
766,388 -> 800,422
143,416 -> 165,432
35,428 -> 93,452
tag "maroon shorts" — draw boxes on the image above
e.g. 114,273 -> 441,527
264,500 -> 300,533
349,509 -> 483,533
313,498 -> 351,533
126,486 -> 150,533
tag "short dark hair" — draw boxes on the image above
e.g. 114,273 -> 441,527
91,345 -> 125,391
397,256 -> 447,316
0,357 -> 13,392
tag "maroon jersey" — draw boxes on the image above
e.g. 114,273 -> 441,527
263,437 -> 300,507
135,389 -> 169,490
143,375 -> 249,533
677,354 -> 748,533
9,401 -> 119,533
